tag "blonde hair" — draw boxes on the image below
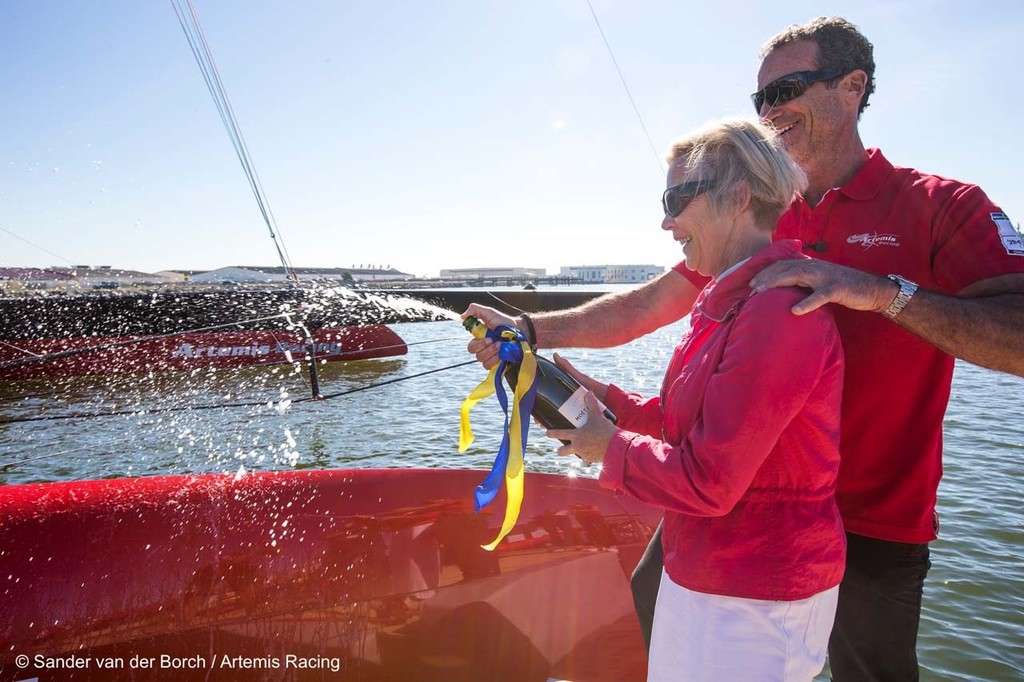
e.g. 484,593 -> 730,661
665,117 -> 806,229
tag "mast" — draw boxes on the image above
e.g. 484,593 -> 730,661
171,0 -> 300,286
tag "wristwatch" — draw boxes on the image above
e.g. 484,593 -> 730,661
882,274 -> 918,320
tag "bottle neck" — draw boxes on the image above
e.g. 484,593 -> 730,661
464,316 -> 488,340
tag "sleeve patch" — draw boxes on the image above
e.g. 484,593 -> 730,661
992,212 -> 1024,256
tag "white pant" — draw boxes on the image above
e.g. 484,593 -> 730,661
648,569 -> 838,682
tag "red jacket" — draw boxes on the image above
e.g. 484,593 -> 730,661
600,240 -> 846,601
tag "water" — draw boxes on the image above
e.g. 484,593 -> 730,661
1,316 -> 1022,680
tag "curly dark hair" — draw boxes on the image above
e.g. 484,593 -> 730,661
760,17 -> 876,116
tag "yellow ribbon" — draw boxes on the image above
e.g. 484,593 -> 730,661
458,331 -> 538,551
459,367 -> 497,453
482,345 -> 536,551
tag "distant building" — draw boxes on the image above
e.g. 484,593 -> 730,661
343,266 -> 415,283
0,267 -> 77,293
439,267 -> 547,281
186,267 -> 268,285
187,265 -> 414,285
48,265 -> 172,288
154,270 -> 189,283
559,264 -> 664,284
0,264 -> 418,292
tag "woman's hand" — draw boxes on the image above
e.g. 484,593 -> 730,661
546,392 -> 618,465
552,353 -> 609,402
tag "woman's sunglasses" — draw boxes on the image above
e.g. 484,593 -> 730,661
750,67 -> 846,114
662,179 -> 715,218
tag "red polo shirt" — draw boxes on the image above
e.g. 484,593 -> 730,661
673,148 -> 1024,543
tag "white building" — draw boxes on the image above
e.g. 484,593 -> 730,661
49,266 -> 171,288
559,264 -> 664,284
439,267 -> 547,281
187,267 -> 271,284
187,266 -> 414,285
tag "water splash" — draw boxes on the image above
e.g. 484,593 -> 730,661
0,282 -> 463,483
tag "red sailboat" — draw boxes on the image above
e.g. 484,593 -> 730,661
0,468 -> 656,681
0,286 -> 428,382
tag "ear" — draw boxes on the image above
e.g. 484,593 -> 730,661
728,182 -> 752,218
843,69 -> 868,110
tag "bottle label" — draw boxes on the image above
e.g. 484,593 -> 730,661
558,385 -> 594,427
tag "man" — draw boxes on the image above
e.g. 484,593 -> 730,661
465,16 -> 1024,681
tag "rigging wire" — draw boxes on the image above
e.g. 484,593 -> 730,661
586,0 -> 666,178
0,334 -> 462,404
170,0 -> 299,285
0,333 -> 460,403
0,339 -> 43,360
0,340 -> 458,467
0,359 -> 477,425
262,320 -> 315,395
0,433 -> 139,470
0,226 -> 76,266
487,292 -> 528,315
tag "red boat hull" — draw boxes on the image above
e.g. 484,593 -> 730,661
0,468 -> 656,681
0,325 -> 407,381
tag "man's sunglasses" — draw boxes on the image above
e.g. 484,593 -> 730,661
750,67 -> 846,114
662,179 -> 715,218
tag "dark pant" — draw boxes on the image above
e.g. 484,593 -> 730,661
630,524 -> 931,681
629,521 -> 665,652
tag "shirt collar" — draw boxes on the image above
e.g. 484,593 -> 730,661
836,147 -> 892,201
698,240 -> 808,321
787,147 -> 893,213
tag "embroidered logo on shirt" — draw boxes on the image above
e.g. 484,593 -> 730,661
991,212 -> 1023,256
847,233 -> 900,249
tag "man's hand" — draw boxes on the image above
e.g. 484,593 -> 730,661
461,304 -> 518,369
749,259 -> 898,315
546,392 -> 618,465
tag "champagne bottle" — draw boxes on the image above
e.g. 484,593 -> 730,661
464,316 -> 616,439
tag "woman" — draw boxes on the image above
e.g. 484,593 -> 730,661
547,118 -> 846,681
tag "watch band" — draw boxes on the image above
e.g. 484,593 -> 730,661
882,274 -> 919,320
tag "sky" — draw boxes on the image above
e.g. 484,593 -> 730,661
1,0 -> 1022,278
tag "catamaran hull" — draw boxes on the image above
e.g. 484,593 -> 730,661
0,468 -> 655,681
0,325 -> 408,381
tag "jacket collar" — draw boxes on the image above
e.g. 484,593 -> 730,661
698,240 -> 807,321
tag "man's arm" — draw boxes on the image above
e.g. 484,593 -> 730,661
892,274 -> 1024,375
463,269 -> 699,369
749,261 -> 1024,377
531,269 -> 698,349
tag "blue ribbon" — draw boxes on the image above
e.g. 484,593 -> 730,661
473,337 -> 534,512
458,324 -> 539,549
